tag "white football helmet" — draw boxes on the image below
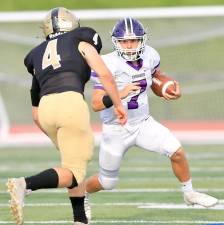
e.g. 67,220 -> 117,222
111,17 -> 147,61
42,7 -> 80,39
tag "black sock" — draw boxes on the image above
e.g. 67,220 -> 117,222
25,168 -> 58,191
70,196 -> 88,224
68,175 -> 78,189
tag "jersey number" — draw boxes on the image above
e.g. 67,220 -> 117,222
127,79 -> 147,109
42,39 -> 61,70
93,33 -> 98,45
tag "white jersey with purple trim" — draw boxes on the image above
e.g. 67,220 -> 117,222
91,45 -> 160,125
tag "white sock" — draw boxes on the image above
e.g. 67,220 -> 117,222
181,179 -> 193,193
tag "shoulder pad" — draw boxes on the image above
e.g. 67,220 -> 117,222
72,27 -> 102,53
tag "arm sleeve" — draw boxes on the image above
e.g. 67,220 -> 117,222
30,76 -> 40,106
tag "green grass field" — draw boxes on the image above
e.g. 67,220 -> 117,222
0,145 -> 224,224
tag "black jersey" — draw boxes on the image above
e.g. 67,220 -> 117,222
24,27 -> 102,106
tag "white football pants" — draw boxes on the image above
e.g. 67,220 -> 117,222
98,116 -> 181,190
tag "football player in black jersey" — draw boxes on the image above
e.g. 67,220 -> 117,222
6,7 -> 127,225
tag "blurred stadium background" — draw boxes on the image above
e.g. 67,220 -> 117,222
0,1 -> 224,224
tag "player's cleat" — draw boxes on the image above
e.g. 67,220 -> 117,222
6,177 -> 26,225
184,191 -> 218,208
84,192 -> 91,223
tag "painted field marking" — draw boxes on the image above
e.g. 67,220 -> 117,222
0,165 -> 224,173
0,220 -> 224,224
0,201 -> 224,209
1,188 -> 224,194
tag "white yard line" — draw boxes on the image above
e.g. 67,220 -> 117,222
1,177 -> 224,184
0,166 -> 223,173
1,188 -> 224,194
0,201 -> 224,208
0,220 -> 224,224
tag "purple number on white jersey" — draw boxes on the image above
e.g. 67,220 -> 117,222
127,79 -> 147,109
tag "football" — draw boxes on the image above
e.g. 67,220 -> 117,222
151,74 -> 176,97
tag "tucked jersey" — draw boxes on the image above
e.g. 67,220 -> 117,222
91,45 -> 160,125
24,27 -> 102,106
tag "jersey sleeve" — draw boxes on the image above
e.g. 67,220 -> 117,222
150,48 -> 160,74
30,75 -> 40,106
90,70 -> 104,90
74,27 -> 102,53
90,54 -> 116,91
24,51 -> 35,75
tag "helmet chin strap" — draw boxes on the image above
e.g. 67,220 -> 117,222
120,44 -> 143,61
121,51 -> 141,61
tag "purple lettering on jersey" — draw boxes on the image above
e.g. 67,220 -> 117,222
127,79 -> 147,109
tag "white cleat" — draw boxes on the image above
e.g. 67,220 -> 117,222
6,177 -> 26,225
84,192 -> 91,223
184,191 -> 218,208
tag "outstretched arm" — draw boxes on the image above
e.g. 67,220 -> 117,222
78,41 -> 127,125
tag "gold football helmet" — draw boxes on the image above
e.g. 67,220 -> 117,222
43,7 -> 80,38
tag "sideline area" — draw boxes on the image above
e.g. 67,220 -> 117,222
0,121 -> 224,147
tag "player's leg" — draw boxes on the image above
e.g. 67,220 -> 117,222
86,124 -> 132,193
170,147 -> 190,182
6,138 -> 76,225
136,116 -> 218,207
7,165 -> 75,224
6,96 -> 60,225
56,92 -> 94,225
85,126 -> 133,223
7,93 -> 92,225
68,182 -> 91,225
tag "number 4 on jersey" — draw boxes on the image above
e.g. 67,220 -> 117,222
42,39 -> 61,70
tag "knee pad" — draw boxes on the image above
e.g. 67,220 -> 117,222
98,174 -> 119,190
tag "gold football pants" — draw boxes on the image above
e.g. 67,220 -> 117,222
38,91 -> 94,183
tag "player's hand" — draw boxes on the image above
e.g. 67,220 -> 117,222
114,104 -> 127,125
163,81 -> 181,100
119,82 -> 141,99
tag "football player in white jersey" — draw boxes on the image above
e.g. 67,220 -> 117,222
86,18 -> 218,212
